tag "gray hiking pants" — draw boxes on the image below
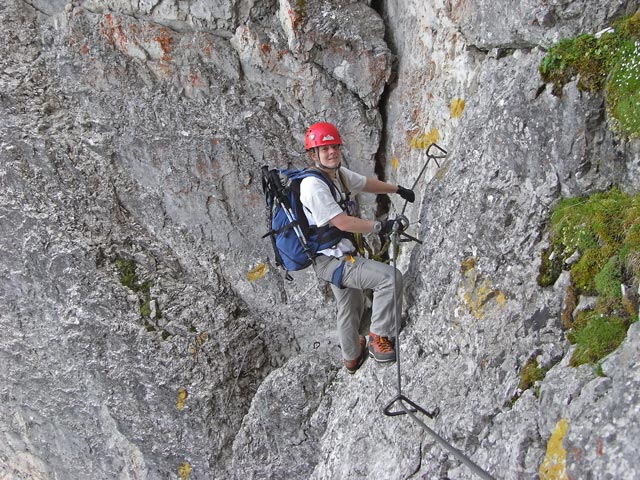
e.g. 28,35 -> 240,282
313,255 -> 403,361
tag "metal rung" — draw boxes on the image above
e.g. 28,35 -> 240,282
383,394 -> 439,419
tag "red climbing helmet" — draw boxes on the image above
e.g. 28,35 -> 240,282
304,122 -> 343,150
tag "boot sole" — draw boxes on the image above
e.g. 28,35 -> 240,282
345,353 -> 367,374
345,357 -> 366,375
345,339 -> 368,373
368,351 -> 396,363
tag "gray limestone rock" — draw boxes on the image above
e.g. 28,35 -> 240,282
1,0 -> 639,479
454,0 -> 640,49
231,351 -> 340,479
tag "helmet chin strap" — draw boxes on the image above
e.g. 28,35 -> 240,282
315,160 -> 341,172
313,148 -> 341,172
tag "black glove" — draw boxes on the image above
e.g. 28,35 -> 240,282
379,218 -> 408,235
397,185 -> 415,203
379,220 -> 395,235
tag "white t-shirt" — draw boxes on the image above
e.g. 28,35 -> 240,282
299,167 -> 367,257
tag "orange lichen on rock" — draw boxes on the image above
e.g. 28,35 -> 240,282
155,28 -> 173,62
100,13 -> 128,50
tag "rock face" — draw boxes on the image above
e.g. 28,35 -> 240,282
0,1 -> 638,480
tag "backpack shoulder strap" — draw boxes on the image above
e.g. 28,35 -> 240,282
337,169 -> 351,198
300,167 -> 346,202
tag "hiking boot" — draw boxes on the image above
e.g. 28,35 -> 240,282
344,336 -> 367,374
368,332 -> 396,363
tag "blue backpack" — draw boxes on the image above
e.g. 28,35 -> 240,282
261,166 -> 347,279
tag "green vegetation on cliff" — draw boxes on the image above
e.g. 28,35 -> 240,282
115,258 -> 162,328
538,188 -> 640,366
539,12 -> 640,137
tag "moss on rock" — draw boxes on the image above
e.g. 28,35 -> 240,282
539,12 -> 640,138
114,257 -> 160,321
539,188 -> 640,366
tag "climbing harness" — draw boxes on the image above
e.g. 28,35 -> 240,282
383,143 -> 496,480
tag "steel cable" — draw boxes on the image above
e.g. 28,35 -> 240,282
384,144 -> 495,479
